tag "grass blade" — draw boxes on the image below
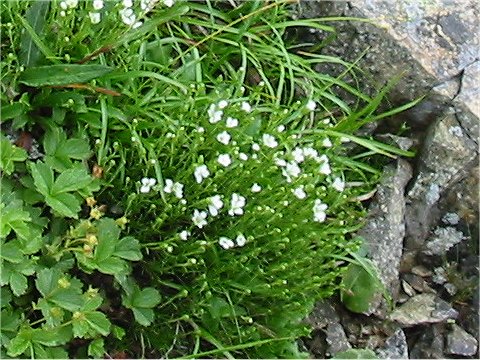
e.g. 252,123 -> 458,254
19,0 -> 50,67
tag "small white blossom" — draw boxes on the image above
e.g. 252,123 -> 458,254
60,10 -> 66,16
332,177 -> 345,192
252,143 -> 260,151
219,237 -> 235,249
282,161 -> 301,182
179,230 -> 190,240
163,0 -> 175,7
302,147 -> 319,159
208,104 -> 223,123
340,136 -> 351,143
241,101 -> 252,113
262,134 -> 278,148
197,127 -> 205,133
274,155 -> 287,167
235,234 -> 247,247
65,0 -> 78,8
93,0 -> 104,10
141,177 -> 156,187
291,147 -> 304,163
277,125 -> 285,132
208,195 -> 223,217
217,154 -> 232,167
89,12 -> 101,24
228,193 -> 246,216
194,165 -> 210,183
133,21 -> 143,29
322,138 -> 333,147
292,186 -> 307,199
318,155 -> 331,175
306,99 -> 317,111
313,199 -> 328,222
163,179 -> 174,193
226,117 -> 238,128
172,182 -> 184,199
60,1 -> 68,10
239,153 -> 248,161
216,131 -> 231,145
251,183 -> 262,193
123,0 -> 133,7
192,209 -> 207,228
218,100 -> 228,109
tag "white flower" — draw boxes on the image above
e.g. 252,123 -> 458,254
60,10 -> 66,16
172,182 -> 184,199
313,199 -> 328,222
332,177 -> 345,192
163,0 -> 175,7
192,209 -> 208,228
262,134 -> 278,148
322,138 -> 333,147
218,100 -> 228,109
219,237 -> 235,249
194,165 -> 210,183
217,154 -> 232,167
140,185 -> 151,193
60,1 -> 68,10
252,143 -> 260,151
226,117 -> 238,128
89,12 -> 101,24
282,161 -> 301,182
306,99 -> 317,111
292,186 -> 307,199
65,0 -> 78,8
133,21 -> 143,29
291,147 -> 304,163
302,147 -> 318,159
274,155 -> 287,167
228,193 -> 246,216
179,230 -> 190,240
93,0 -> 104,10
241,101 -> 252,113
163,178 -> 174,193
208,195 -> 223,217
318,155 -> 331,175
235,234 -> 247,247
208,104 -> 223,123
216,131 -> 231,145
251,183 -> 262,193
340,136 -> 350,143
239,153 -> 248,161
140,177 -> 156,193
197,127 -> 205,133
123,0 -> 133,7
277,125 -> 285,132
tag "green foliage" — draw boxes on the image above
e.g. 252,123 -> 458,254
0,0 -> 416,358
333,348 -> 378,359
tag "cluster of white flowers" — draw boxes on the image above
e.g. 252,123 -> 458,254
192,209 -> 208,228
217,153 -> 232,167
219,233 -> 247,249
194,164 -> 210,183
332,177 -> 345,192
59,0 -> 78,17
163,179 -> 184,199
313,199 -> 328,222
179,230 -> 190,240
228,193 -> 246,216
140,177 -> 156,193
119,0 -> 142,28
208,100 -> 228,123
208,195 -> 223,217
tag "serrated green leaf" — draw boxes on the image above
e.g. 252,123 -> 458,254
132,287 -> 161,309
0,287 -> 13,308
1,308 -> 21,332
61,138 -> 90,160
72,314 -> 91,338
85,311 -> 111,336
36,298 -> 65,328
50,290 -> 83,312
43,128 -> 64,156
33,344 -> 68,359
19,64 -> 114,87
6,332 -> 30,357
95,218 -> 121,262
0,200 -> 31,239
29,162 -> 53,196
1,241 -> 24,263
19,0 -> 49,67
50,167 -> 92,195
95,257 -> 127,275
131,307 -> 154,326
45,192 -> 81,218
0,139 -> 28,175
9,272 -> 28,297
31,326 -> 71,346
1,102 -> 29,120
111,325 -> 126,340
35,268 -> 60,297
114,236 -> 142,261
88,338 -> 105,358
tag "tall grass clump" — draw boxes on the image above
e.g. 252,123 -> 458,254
1,0 -> 416,358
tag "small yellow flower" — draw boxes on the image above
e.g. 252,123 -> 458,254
86,197 -> 97,207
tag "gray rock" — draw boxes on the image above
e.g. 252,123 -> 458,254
441,212 -> 460,225
326,322 -> 352,356
376,328 -> 409,359
389,293 -> 458,326
306,300 -> 340,330
423,226 -> 466,255
357,159 -> 412,316
410,324 -> 446,359
445,324 -> 479,356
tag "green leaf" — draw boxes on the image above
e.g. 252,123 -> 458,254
340,260 -> 381,313
114,236 -> 143,261
111,325 -> 126,340
95,257 -> 127,275
0,240 -> 24,263
85,311 -> 111,336
0,139 -> 28,175
0,102 -> 29,121
6,332 -> 30,357
31,326 -> 71,346
19,0 -> 49,67
131,307 -> 155,326
33,344 -> 68,359
9,272 -> 28,297
131,287 -> 161,308
72,314 -> 91,338
88,338 -> 105,358
333,349 -> 378,359
50,167 -> 93,195
0,287 -> 12,308
29,162 -> 54,195
95,218 -> 121,262
35,268 -> 60,297
36,298 -> 65,327
44,193 -> 81,218
19,64 -> 114,87
62,139 -> 90,160
50,290 -> 84,312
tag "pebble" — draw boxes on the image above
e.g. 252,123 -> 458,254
445,324 -> 478,356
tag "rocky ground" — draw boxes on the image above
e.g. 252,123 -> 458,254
296,0 -> 479,358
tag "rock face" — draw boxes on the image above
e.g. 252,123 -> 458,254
445,324 -> 479,356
